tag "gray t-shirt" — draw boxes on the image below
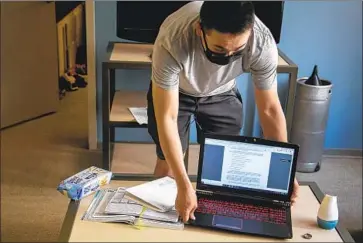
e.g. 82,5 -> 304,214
151,1 -> 279,97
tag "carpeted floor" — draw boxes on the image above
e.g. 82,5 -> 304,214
1,88 -> 362,242
297,156 -> 362,231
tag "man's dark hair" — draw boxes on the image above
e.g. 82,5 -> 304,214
200,1 -> 255,34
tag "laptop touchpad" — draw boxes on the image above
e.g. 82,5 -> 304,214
212,215 -> 243,230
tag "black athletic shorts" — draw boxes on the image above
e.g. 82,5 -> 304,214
147,81 -> 244,160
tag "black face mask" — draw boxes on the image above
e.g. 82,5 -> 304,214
201,28 -> 244,66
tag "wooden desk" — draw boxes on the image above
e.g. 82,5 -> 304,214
58,181 -> 354,242
102,42 -> 299,181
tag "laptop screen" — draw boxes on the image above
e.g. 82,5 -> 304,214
200,138 -> 295,196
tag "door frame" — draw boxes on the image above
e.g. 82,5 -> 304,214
85,1 -> 97,150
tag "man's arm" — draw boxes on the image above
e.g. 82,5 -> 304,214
250,37 -> 287,142
151,40 -> 197,220
152,85 -> 191,188
254,84 -> 287,142
151,42 -> 192,189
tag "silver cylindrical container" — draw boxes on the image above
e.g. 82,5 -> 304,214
290,77 -> 333,173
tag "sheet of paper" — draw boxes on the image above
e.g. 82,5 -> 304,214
105,187 -> 179,223
128,107 -> 147,125
125,177 -> 177,212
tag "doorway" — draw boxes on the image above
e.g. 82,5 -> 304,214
55,2 -> 88,98
54,1 -> 98,150
55,1 -> 97,150
0,1 -> 97,150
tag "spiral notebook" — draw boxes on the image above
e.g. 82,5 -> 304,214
82,188 -> 183,230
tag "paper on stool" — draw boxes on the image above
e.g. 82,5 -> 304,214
128,107 -> 148,125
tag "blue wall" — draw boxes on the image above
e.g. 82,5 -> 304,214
277,1 -> 362,149
95,1 -> 362,150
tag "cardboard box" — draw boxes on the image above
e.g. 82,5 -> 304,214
57,166 -> 112,200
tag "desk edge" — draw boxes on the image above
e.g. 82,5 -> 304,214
58,199 -> 80,243
57,181 -> 355,243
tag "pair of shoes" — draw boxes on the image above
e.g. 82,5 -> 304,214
67,67 -> 88,88
58,67 -> 88,97
73,73 -> 88,88
58,72 -> 78,93
59,77 -> 77,92
63,73 -> 79,91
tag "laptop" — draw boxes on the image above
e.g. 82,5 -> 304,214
189,133 -> 299,239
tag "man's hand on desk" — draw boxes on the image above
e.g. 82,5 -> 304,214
291,178 -> 299,206
175,183 -> 198,223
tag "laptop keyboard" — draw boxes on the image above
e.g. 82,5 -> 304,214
195,198 -> 287,225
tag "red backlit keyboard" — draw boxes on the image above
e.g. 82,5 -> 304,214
195,198 -> 287,225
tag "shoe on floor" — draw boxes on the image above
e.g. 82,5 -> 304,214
74,74 -> 88,88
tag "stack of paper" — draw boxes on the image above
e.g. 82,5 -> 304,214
82,188 -> 135,224
82,185 -> 183,230
105,187 -> 179,223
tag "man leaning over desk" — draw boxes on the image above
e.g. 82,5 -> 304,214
146,1 -> 299,223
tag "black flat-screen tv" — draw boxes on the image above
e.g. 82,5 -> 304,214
116,1 -> 284,44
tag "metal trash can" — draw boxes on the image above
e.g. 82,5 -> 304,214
290,68 -> 333,173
